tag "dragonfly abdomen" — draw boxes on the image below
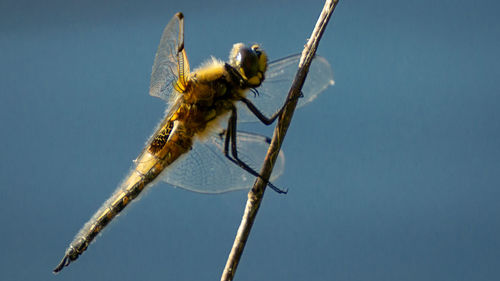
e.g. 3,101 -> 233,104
54,127 -> 194,273
54,168 -> 149,272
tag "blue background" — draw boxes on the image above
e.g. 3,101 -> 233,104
1,0 -> 499,280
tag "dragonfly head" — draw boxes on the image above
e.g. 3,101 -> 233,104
229,43 -> 268,88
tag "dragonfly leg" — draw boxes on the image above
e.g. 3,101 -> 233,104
239,91 -> 302,125
223,107 -> 287,194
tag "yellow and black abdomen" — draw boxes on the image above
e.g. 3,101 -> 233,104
54,121 -> 194,272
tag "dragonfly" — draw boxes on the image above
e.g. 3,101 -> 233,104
53,12 -> 334,273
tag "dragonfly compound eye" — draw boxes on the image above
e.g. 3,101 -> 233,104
229,43 -> 267,87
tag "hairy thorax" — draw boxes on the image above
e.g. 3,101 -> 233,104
177,61 -> 244,137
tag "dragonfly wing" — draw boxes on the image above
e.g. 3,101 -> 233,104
150,12 -> 187,103
160,130 -> 285,194
238,54 -> 334,122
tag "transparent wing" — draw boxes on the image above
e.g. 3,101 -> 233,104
149,12 -> 189,102
238,54 -> 334,122
160,130 -> 285,194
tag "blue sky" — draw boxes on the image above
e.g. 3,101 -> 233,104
1,0 -> 499,280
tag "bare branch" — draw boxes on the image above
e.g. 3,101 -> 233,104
220,1 -> 340,280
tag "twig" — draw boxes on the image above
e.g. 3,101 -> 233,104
220,1 -> 340,280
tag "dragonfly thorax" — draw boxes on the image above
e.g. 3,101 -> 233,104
229,43 -> 268,88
